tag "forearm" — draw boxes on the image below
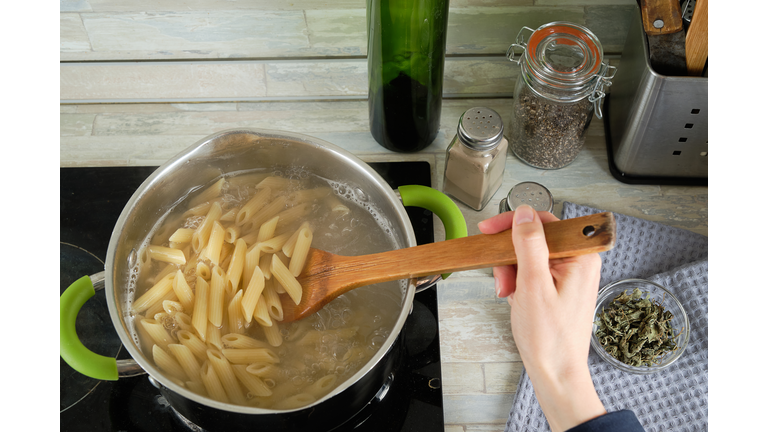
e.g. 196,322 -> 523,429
526,364 -> 606,432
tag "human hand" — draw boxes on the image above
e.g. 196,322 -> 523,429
478,205 -> 606,432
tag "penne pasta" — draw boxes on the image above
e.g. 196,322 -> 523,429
183,201 -> 213,219
168,343 -> 202,384
256,215 -> 280,243
204,221 -> 226,266
135,314 -> 156,355
284,320 -> 312,342
177,330 -> 208,362
219,243 -> 234,269
196,262 -> 212,280
226,172 -> 270,190
162,299 -> 184,316
232,364 -> 273,397
253,294 -> 272,327
262,322 -> 283,347
242,245 -> 261,289
153,263 -> 178,285
235,187 -> 272,227
245,362 -> 280,379
258,253 -> 273,280
224,225 -> 240,244
302,374 -> 338,399
133,172 -> 401,411
221,333 -> 272,350
263,280 -> 283,321
172,270 -> 195,312
191,277 -> 209,341
133,273 -> 176,314
226,239 -> 247,292
288,227 -> 312,277
207,350 -> 247,405
241,266 -> 266,323
207,322 -> 224,350
255,176 -> 298,191
287,187 -> 332,204
220,208 -> 238,223
192,202 -> 223,253
208,266 -> 226,327
144,289 -> 178,318
324,194 -> 350,217
227,290 -> 246,335
169,228 -> 195,244
153,344 -> 188,382
141,318 -> 174,350
281,222 -> 310,257
151,218 -> 180,246
275,202 -> 312,230
188,178 -> 226,208
174,312 -> 194,332
244,196 -> 287,234
257,232 -> 291,254
200,360 -> 229,404
271,254 -> 302,305
272,393 -> 316,410
221,348 -> 280,365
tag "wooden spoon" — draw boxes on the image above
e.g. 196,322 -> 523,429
279,212 -> 616,322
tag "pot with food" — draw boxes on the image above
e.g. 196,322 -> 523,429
60,128 -> 467,431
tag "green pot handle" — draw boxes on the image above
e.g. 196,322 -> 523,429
60,275 -> 119,381
398,185 -> 468,280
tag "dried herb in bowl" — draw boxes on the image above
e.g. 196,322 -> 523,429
594,288 -> 680,367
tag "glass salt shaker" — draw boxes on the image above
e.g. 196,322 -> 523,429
506,22 -> 617,169
442,107 -> 508,211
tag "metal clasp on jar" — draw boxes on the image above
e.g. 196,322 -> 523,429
498,182 -> 554,214
588,63 -> 617,119
505,26 -> 536,65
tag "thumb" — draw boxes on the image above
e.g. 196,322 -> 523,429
512,205 -> 552,289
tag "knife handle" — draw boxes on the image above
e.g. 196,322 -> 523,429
640,0 -> 684,34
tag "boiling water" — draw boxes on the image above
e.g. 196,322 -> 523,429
128,168 -> 408,410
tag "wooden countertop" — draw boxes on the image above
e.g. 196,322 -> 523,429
60,99 -> 707,431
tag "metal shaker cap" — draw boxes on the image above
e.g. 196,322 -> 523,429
499,182 -> 554,214
457,107 -> 504,150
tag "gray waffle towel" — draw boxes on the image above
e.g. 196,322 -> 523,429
504,202 -> 708,432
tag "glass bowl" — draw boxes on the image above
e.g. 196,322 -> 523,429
591,278 -> 690,374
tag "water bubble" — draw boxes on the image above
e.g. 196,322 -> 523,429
354,187 -> 368,202
332,345 -> 348,360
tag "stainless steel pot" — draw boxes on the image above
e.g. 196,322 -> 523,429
60,128 -> 467,431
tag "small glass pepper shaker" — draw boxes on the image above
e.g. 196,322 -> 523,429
498,182 -> 554,214
443,107 -> 508,211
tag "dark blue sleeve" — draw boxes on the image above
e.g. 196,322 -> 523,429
565,410 -> 645,432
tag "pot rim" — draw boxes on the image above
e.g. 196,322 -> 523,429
104,128 -> 419,414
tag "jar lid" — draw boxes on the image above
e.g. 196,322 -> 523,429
499,182 -> 554,214
457,107 -> 504,150
520,22 -> 605,101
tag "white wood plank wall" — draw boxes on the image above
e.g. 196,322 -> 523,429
61,0 -> 637,102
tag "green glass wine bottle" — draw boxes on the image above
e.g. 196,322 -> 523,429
367,0 -> 450,152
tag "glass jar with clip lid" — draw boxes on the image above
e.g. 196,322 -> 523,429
506,22 -> 616,169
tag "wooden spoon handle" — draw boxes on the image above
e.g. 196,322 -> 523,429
332,212 -> 615,289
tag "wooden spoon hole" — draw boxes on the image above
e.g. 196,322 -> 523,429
583,225 -> 596,237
